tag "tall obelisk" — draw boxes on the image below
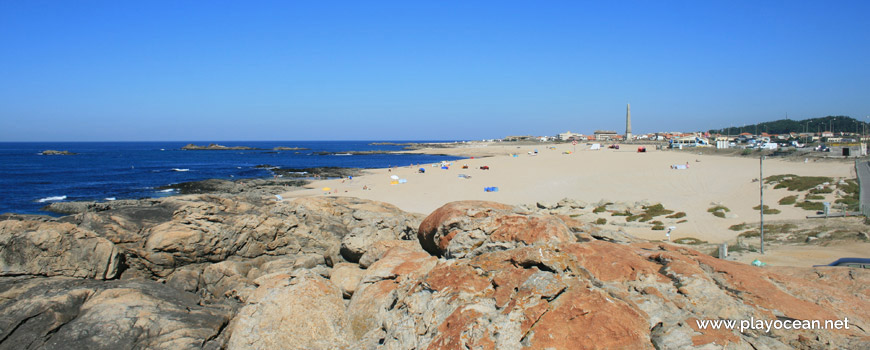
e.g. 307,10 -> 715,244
625,103 -> 632,141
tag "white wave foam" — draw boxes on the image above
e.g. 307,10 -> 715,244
158,189 -> 176,193
105,197 -> 116,201
171,168 -> 190,172
37,195 -> 67,203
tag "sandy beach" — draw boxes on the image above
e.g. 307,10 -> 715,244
281,142 -> 870,266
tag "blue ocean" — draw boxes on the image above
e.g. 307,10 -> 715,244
0,141 -> 463,215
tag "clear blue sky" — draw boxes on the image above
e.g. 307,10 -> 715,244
1,1 -> 868,141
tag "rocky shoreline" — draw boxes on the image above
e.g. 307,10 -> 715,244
181,143 -> 309,151
255,165 -> 361,179
1,193 -> 868,349
34,166 -> 360,216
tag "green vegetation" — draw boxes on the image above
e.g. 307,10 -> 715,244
594,218 -> 607,225
838,179 -> 859,195
651,224 -> 665,230
738,223 -> 796,241
795,201 -> 825,211
666,212 -> 686,219
707,205 -> 730,213
673,237 -> 707,245
836,179 -> 860,211
708,115 -> 865,136
708,205 -> 729,218
752,204 -> 781,214
805,194 -> 825,200
626,203 -> 674,222
643,204 -> 674,217
765,174 -> 833,192
593,205 -> 607,213
768,223 -> 796,233
729,223 -> 748,231
739,230 -> 759,238
611,211 -> 631,217
677,219 -> 688,223
835,197 -> 860,211
778,195 -> 797,205
808,187 -> 833,194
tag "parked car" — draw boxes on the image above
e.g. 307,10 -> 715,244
815,144 -> 830,152
813,258 -> 870,268
608,144 -> 620,149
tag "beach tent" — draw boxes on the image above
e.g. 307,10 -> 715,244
399,179 -> 407,184
418,168 -> 425,173
274,195 -> 283,201
322,187 -> 331,191
590,144 -> 601,150
390,175 -> 399,180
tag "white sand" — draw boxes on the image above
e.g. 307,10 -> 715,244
282,143 -> 855,245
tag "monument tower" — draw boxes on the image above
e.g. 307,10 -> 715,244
625,103 -> 632,141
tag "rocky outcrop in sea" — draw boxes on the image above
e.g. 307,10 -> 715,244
39,149 -> 77,155
1,195 -> 867,349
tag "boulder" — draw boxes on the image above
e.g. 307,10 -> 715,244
125,195 -> 420,277
417,201 -> 575,258
357,239 -> 423,268
0,276 -> 232,350
347,241 -> 870,349
536,201 -> 555,210
330,263 -> 365,298
346,247 -> 438,344
0,221 -> 121,279
226,271 -> 351,349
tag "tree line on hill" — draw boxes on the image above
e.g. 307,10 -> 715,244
708,116 -> 869,136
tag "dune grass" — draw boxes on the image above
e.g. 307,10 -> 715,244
778,195 -> 797,205
752,204 -> 781,214
729,223 -> 748,231
795,201 -> 825,211
764,174 -> 833,191
673,237 -> 707,245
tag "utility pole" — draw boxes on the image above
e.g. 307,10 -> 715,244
760,154 -> 765,254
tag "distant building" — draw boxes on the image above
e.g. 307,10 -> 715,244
558,131 -> 582,141
503,135 -> 534,142
594,130 -> 618,141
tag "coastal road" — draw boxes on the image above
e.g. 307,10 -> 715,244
857,160 -> 870,216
